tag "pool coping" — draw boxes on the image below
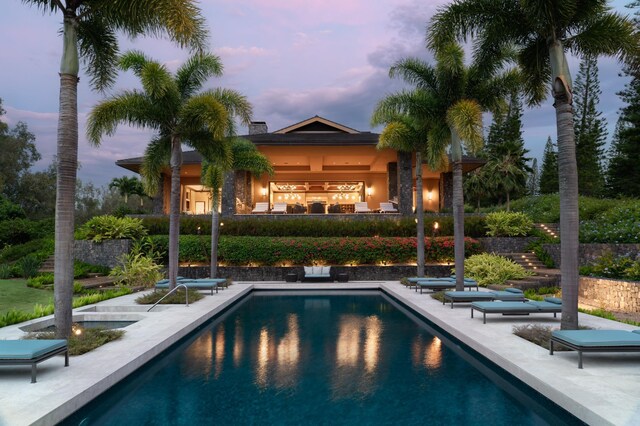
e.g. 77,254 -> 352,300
0,282 -> 638,425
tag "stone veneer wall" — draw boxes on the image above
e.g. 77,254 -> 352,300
477,237 -> 538,254
542,243 -> 640,267
579,276 -> 640,314
178,264 -> 452,281
74,240 -> 133,268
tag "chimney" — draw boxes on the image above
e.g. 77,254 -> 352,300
249,121 -> 268,135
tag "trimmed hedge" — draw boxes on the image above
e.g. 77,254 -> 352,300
148,235 -> 482,265
141,216 -> 488,238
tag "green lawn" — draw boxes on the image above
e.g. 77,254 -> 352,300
0,279 -> 54,315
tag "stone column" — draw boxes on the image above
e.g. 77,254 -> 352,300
387,162 -> 398,202
397,151 -> 413,216
150,175 -> 165,214
440,172 -> 453,211
221,171 -> 235,218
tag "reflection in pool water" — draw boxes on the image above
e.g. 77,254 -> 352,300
62,293 -> 581,426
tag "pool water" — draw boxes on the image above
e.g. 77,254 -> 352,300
63,292 -> 581,425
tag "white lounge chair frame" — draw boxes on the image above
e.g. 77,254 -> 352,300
354,202 -> 372,213
379,202 -> 398,213
252,202 -> 269,213
271,202 -> 288,214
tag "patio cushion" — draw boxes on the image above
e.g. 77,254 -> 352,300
552,330 -> 640,347
472,301 -> 536,312
304,266 -> 313,276
544,297 -> 563,304
504,288 -> 523,294
0,340 -> 67,360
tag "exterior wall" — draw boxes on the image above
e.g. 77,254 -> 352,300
542,244 -> 640,267
178,264 -> 452,281
478,237 -> 539,254
74,240 -> 133,268
579,276 -> 640,314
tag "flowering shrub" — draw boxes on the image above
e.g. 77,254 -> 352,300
580,204 -> 640,243
463,253 -> 534,286
148,235 -> 482,265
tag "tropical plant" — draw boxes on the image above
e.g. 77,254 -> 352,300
371,43 -> 517,289
76,215 -> 147,242
201,138 -> 272,278
429,0 -> 637,329
18,255 -> 42,279
109,252 -> 163,288
88,52 -> 241,291
109,176 -> 145,204
485,211 -> 534,237
463,253 -> 535,286
22,0 -> 207,339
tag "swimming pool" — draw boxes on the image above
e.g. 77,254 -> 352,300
62,292 -> 582,425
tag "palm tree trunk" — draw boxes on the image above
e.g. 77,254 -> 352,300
451,131 -> 465,291
415,151 -> 425,277
54,16 -> 80,339
555,96 -> 580,330
210,194 -> 220,278
168,137 -> 183,290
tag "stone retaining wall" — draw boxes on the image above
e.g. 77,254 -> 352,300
542,243 -> 640,267
74,240 -> 133,268
477,237 -> 538,254
178,264 -> 452,281
579,276 -> 640,314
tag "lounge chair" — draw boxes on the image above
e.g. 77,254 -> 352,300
471,298 -> 562,324
0,339 -> 68,383
414,278 -> 479,293
550,329 -> 640,369
252,202 -> 269,214
406,276 -> 476,290
271,202 -> 288,214
379,202 -> 398,213
354,202 -> 372,213
443,288 -> 525,308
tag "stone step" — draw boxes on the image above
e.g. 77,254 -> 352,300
534,223 -> 559,238
38,255 -> 56,273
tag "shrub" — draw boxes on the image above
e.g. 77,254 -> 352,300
580,252 -> 640,281
0,238 -> 54,264
18,255 -> 41,278
109,252 -> 163,287
580,202 -> 640,244
0,195 -> 26,220
27,273 -> 54,289
76,215 -> 147,242
148,235 -> 483,266
141,216 -> 488,238
74,261 -> 110,278
463,253 -> 534,286
485,211 -> 533,237
0,263 -> 12,279
27,328 -> 125,356
136,289 -> 203,305
0,218 -> 54,248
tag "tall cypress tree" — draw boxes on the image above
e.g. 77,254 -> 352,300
539,136 -> 559,194
482,92 -> 531,205
573,55 -> 607,197
527,157 -> 539,196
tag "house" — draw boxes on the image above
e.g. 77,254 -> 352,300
116,116 -> 484,217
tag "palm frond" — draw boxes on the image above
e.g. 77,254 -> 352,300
140,137 -> 171,194
566,13 -> 638,63
86,91 -> 160,145
446,99 -> 483,155
378,121 -> 420,153
178,93 -> 228,141
200,88 -> 253,135
77,17 -> 119,91
176,53 -> 224,99
425,123 -> 450,171
389,58 -> 438,91
229,138 -> 274,177
201,160 -> 225,198
518,38 -> 550,106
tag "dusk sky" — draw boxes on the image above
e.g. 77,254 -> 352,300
0,0 -> 633,187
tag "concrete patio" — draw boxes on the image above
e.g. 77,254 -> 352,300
0,282 -> 638,426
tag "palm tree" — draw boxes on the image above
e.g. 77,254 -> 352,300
201,138 -> 273,278
22,0 -> 207,338
109,176 -> 144,204
87,51 -> 250,290
372,44 -> 516,290
429,0 -> 637,329
371,111 -> 429,276
487,153 -> 529,210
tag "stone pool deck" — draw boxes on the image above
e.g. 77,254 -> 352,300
0,282 -> 638,425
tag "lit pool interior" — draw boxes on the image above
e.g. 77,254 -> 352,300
62,292 -> 582,425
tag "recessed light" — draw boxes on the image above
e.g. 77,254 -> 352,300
284,162 -> 288,165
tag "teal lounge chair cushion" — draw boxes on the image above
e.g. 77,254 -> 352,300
504,288 -> 523,294
544,297 -> 562,304
472,301 -> 537,312
633,330 -> 640,335
528,301 -> 562,311
445,291 -> 495,299
0,340 -> 67,360
552,330 -> 640,347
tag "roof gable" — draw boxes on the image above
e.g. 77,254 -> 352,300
274,115 -> 359,134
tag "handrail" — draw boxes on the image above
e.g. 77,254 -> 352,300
148,283 -> 189,312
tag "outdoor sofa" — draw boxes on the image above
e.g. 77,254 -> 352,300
471,298 -> 562,324
0,339 -> 68,383
550,329 -> 640,369
443,288 -> 526,308
302,266 -> 333,282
